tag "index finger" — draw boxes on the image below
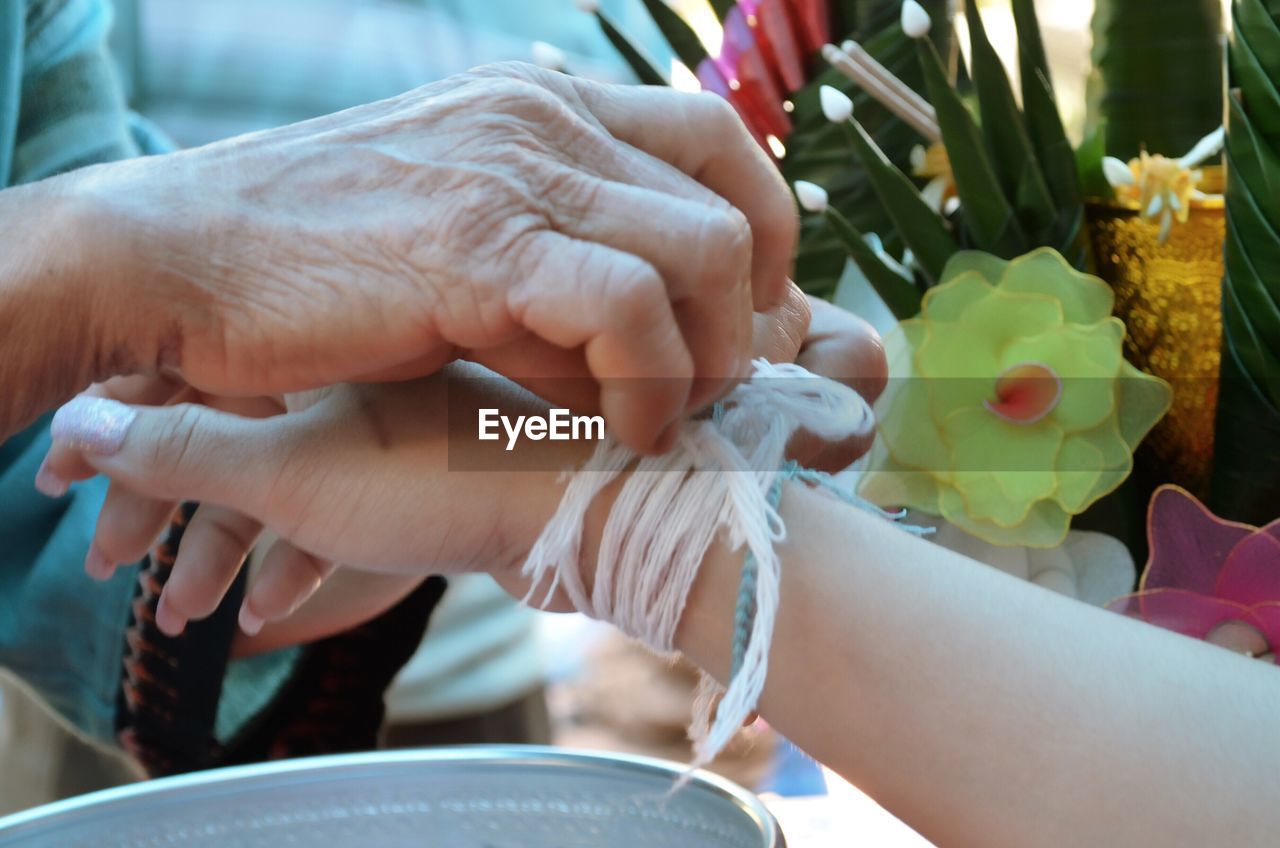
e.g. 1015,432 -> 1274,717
565,78 -> 798,310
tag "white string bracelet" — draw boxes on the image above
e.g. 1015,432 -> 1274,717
522,359 -> 915,771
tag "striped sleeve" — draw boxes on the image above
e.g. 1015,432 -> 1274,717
12,0 -> 138,184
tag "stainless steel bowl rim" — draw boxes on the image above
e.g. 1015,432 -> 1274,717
0,745 -> 783,846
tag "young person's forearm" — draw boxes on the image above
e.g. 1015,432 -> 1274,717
677,485 -> 1280,847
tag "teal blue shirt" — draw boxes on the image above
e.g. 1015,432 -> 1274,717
0,0 -> 160,743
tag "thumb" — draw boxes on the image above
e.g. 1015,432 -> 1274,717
50,396 -> 280,515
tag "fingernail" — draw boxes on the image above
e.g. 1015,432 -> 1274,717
239,604 -> 264,637
84,545 -> 117,581
34,459 -> 70,498
51,397 -> 136,456
155,595 -> 186,637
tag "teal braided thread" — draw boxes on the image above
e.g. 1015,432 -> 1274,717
730,462 -> 795,679
727,462 -> 935,680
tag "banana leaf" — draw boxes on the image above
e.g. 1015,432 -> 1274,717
1209,0 -> 1280,522
1209,346 -> 1280,525
1076,123 -> 1110,199
1010,0 -> 1052,94
838,118 -> 957,282
1011,0 -> 1084,266
823,206 -> 924,318
964,3 -> 1056,243
917,37 -> 1025,257
831,0 -> 858,36
1088,0 -> 1223,159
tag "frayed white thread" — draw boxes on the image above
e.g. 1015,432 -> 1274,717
522,359 -> 874,772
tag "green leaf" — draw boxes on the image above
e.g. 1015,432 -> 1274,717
1011,0 -> 1054,94
638,0 -> 708,71
1207,341 -> 1280,525
1232,20 -> 1280,139
781,4 -> 953,298
838,117 -> 957,283
1089,0 -> 1223,158
916,37 -> 1025,256
595,11 -> 669,86
965,4 -> 1056,241
1209,0 -> 1280,520
707,0 -> 736,22
1226,95 -> 1280,233
1236,0 -> 1280,82
1023,68 -> 1081,208
832,0 -> 859,36
1011,0 -> 1084,259
1223,271 -> 1280,408
854,0 -> 906,36
1075,122 -> 1111,199
822,207 -> 923,319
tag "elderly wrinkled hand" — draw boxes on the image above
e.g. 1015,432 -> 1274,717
5,62 -> 798,453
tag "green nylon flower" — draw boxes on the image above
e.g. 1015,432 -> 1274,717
860,248 -> 1172,547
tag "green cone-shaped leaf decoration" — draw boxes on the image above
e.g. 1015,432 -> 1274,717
1210,0 -> 1280,524
916,35 -> 1025,256
839,116 -> 956,283
1089,0 -> 1224,159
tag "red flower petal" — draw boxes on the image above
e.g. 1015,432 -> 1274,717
748,0 -> 807,93
716,8 -> 793,140
785,0 -> 831,54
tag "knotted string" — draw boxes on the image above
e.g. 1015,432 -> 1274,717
522,359 -> 919,772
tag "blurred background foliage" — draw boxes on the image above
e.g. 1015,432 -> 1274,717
112,1 -> 1229,151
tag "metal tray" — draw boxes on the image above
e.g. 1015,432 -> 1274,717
0,746 -> 784,847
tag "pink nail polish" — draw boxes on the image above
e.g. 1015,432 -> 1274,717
239,605 -> 264,637
84,546 -> 117,581
34,460 -> 70,498
51,397 -> 136,456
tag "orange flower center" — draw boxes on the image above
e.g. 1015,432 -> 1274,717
983,362 -> 1062,425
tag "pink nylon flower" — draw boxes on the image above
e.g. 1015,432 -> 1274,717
1108,485 -> 1280,663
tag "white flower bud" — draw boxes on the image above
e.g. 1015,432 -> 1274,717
901,0 -> 932,39
794,181 -> 830,213
819,85 -> 854,124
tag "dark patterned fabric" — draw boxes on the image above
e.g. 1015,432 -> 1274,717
114,503 -> 246,776
114,503 -> 448,778
219,576 -> 447,767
